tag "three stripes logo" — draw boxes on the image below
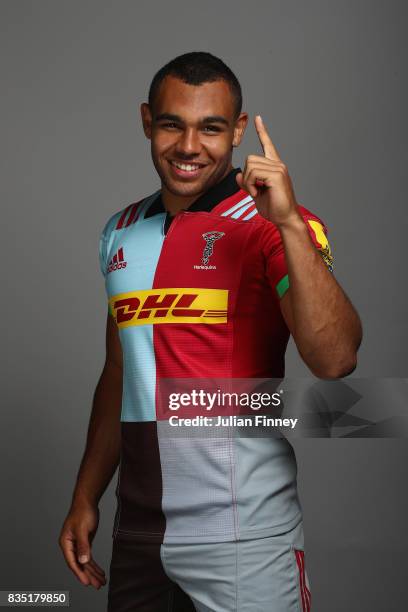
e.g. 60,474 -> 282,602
220,194 -> 257,221
115,198 -> 145,229
107,247 -> 127,274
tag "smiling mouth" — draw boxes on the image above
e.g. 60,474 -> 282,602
169,160 -> 207,173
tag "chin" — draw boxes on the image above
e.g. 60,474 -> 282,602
164,177 -> 207,197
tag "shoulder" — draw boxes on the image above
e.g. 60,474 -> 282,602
297,204 -> 329,235
213,189 -> 261,222
100,198 -> 144,239
260,203 -> 329,235
259,203 -> 331,256
215,192 -> 328,232
99,191 -> 160,239
213,193 -> 330,253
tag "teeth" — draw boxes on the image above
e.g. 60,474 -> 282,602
172,161 -> 201,171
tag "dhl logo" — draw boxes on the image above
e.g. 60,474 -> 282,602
110,288 -> 228,328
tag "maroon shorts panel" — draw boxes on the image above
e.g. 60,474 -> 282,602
107,538 -> 196,612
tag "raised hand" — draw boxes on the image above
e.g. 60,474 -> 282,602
236,115 -> 300,226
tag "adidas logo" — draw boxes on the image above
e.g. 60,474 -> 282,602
107,247 -> 127,273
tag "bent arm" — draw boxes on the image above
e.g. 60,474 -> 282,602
279,213 -> 362,379
70,313 -> 123,509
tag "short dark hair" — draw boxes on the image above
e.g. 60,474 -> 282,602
148,51 -> 242,118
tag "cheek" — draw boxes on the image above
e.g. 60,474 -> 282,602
152,134 -> 175,156
203,136 -> 232,157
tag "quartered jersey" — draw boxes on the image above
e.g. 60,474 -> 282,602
99,167 -> 333,543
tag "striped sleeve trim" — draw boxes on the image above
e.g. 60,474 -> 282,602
116,203 -> 134,229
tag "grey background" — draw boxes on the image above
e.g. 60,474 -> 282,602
1,0 -> 407,610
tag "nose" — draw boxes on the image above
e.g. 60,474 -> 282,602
175,127 -> 201,157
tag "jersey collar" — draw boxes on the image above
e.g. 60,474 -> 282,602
144,167 -> 242,219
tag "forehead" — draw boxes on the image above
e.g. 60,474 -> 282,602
154,75 -> 235,121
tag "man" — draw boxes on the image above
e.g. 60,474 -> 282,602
59,52 -> 362,611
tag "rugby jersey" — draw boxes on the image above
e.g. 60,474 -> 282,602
99,167 -> 333,543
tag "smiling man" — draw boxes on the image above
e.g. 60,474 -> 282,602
59,52 -> 362,611
147,75 -> 243,210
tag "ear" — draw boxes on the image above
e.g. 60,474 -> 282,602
140,103 -> 153,139
232,112 -> 248,147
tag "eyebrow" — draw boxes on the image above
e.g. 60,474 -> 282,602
155,113 -> 229,126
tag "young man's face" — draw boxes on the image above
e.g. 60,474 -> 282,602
141,75 -> 247,201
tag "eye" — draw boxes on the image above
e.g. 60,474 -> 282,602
162,122 -> 180,130
203,125 -> 221,133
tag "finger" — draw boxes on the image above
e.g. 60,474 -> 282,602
243,160 -> 286,175
243,166 -> 282,197
239,168 -> 257,198
60,537 -> 91,586
255,115 -> 281,161
249,166 -> 282,184
242,162 -> 283,190
88,558 -> 106,578
245,156 -> 284,167
236,171 -> 243,189
82,567 -> 104,590
242,167 -> 263,198
76,529 -> 92,565
242,156 -> 283,179
243,158 -> 284,184
83,563 -> 107,585
84,560 -> 105,579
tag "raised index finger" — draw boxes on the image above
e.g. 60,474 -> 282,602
255,115 -> 281,161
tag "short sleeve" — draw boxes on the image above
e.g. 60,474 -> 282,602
98,229 -> 108,279
262,210 -> 334,300
98,222 -> 113,315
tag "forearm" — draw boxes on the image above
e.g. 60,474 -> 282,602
71,362 -> 122,508
279,212 -> 362,377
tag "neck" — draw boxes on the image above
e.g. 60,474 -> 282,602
161,188 -> 198,217
161,163 -> 233,216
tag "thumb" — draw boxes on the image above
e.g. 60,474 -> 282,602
236,172 -> 243,188
77,531 -> 91,564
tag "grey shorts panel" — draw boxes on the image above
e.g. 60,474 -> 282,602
160,521 -> 311,612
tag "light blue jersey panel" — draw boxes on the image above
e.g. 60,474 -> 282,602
99,195 -> 165,422
234,435 -> 302,538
